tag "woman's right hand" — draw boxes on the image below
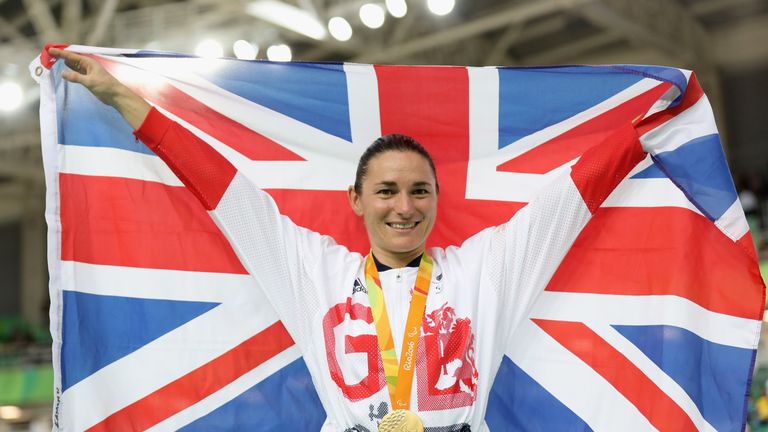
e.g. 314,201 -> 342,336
48,47 -> 151,129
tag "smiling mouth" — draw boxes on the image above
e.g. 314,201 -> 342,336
387,222 -> 420,229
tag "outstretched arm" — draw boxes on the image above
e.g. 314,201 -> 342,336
48,47 -> 151,129
503,124 -> 645,325
47,49 -> 347,346
48,47 -> 234,210
455,123 -> 645,337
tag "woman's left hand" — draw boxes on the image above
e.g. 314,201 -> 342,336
47,47 -> 151,129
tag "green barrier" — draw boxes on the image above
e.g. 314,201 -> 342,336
0,316 -> 51,345
0,365 -> 53,405
762,261 -> 768,308
747,215 -> 761,249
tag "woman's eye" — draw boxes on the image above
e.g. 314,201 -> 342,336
377,189 -> 393,196
413,188 -> 429,195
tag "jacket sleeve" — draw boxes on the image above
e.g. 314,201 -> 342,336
455,123 -> 645,336
133,107 -> 351,345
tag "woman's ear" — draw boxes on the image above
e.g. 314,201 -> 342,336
348,185 -> 364,216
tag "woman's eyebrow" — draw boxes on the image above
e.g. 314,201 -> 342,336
373,180 -> 433,187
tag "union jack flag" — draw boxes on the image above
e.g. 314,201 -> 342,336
31,45 -> 764,431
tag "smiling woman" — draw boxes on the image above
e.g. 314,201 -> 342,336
348,135 -> 439,269
46,47 -> 647,432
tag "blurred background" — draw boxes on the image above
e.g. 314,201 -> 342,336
1,0 -> 767,430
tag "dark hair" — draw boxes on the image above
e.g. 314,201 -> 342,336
354,134 -> 439,194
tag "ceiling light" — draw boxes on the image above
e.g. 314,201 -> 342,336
267,44 -> 292,61
385,0 -> 407,18
328,17 -> 353,41
360,3 -> 386,29
427,0 -> 454,15
233,40 -> 258,60
0,82 -> 23,112
247,1 -> 327,40
0,405 -> 23,420
194,39 -> 223,58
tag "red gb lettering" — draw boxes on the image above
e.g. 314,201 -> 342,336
322,298 -> 384,401
417,303 -> 478,410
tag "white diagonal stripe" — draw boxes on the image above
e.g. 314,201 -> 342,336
640,68 -> 691,119
59,144 -> 182,186
466,67 -> 572,202
508,320 -> 657,431
147,346 -> 303,431
530,291 -> 761,349
639,95 -> 719,155
61,260 -> 256,303
61,298 -> 283,431
590,323 -> 716,432
467,69 -> 665,202
100,55 -> 363,191
602,177 -> 702,211
495,77 -> 661,162
715,199 -> 750,242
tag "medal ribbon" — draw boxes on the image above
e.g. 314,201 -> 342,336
365,252 -> 433,410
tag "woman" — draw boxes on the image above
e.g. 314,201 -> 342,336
48,47 -> 645,432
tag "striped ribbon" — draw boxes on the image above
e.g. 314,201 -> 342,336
365,253 -> 433,410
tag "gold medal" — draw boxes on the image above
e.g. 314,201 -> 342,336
378,410 -> 424,432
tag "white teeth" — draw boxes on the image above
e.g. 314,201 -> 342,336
390,222 -> 416,229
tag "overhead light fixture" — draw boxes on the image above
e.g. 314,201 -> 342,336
267,44 -> 292,61
233,40 -> 258,60
0,82 -> 23,112
328,17 -> 353,41
360,3 -> 386,29
194,39 -> 224,58
427,0 -> 455,16
0,405 -> 23,420
247,1 -> 327,40
385,0 -> 407,18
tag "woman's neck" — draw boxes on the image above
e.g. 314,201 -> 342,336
371,247 -> 424,269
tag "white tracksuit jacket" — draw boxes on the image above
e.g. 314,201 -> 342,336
134,107 -> 645,431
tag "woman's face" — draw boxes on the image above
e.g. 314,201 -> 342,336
348,150 -> 438,266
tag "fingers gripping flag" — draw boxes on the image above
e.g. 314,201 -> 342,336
31,46 -> 764,431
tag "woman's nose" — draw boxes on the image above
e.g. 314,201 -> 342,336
394,192 -> 415,215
